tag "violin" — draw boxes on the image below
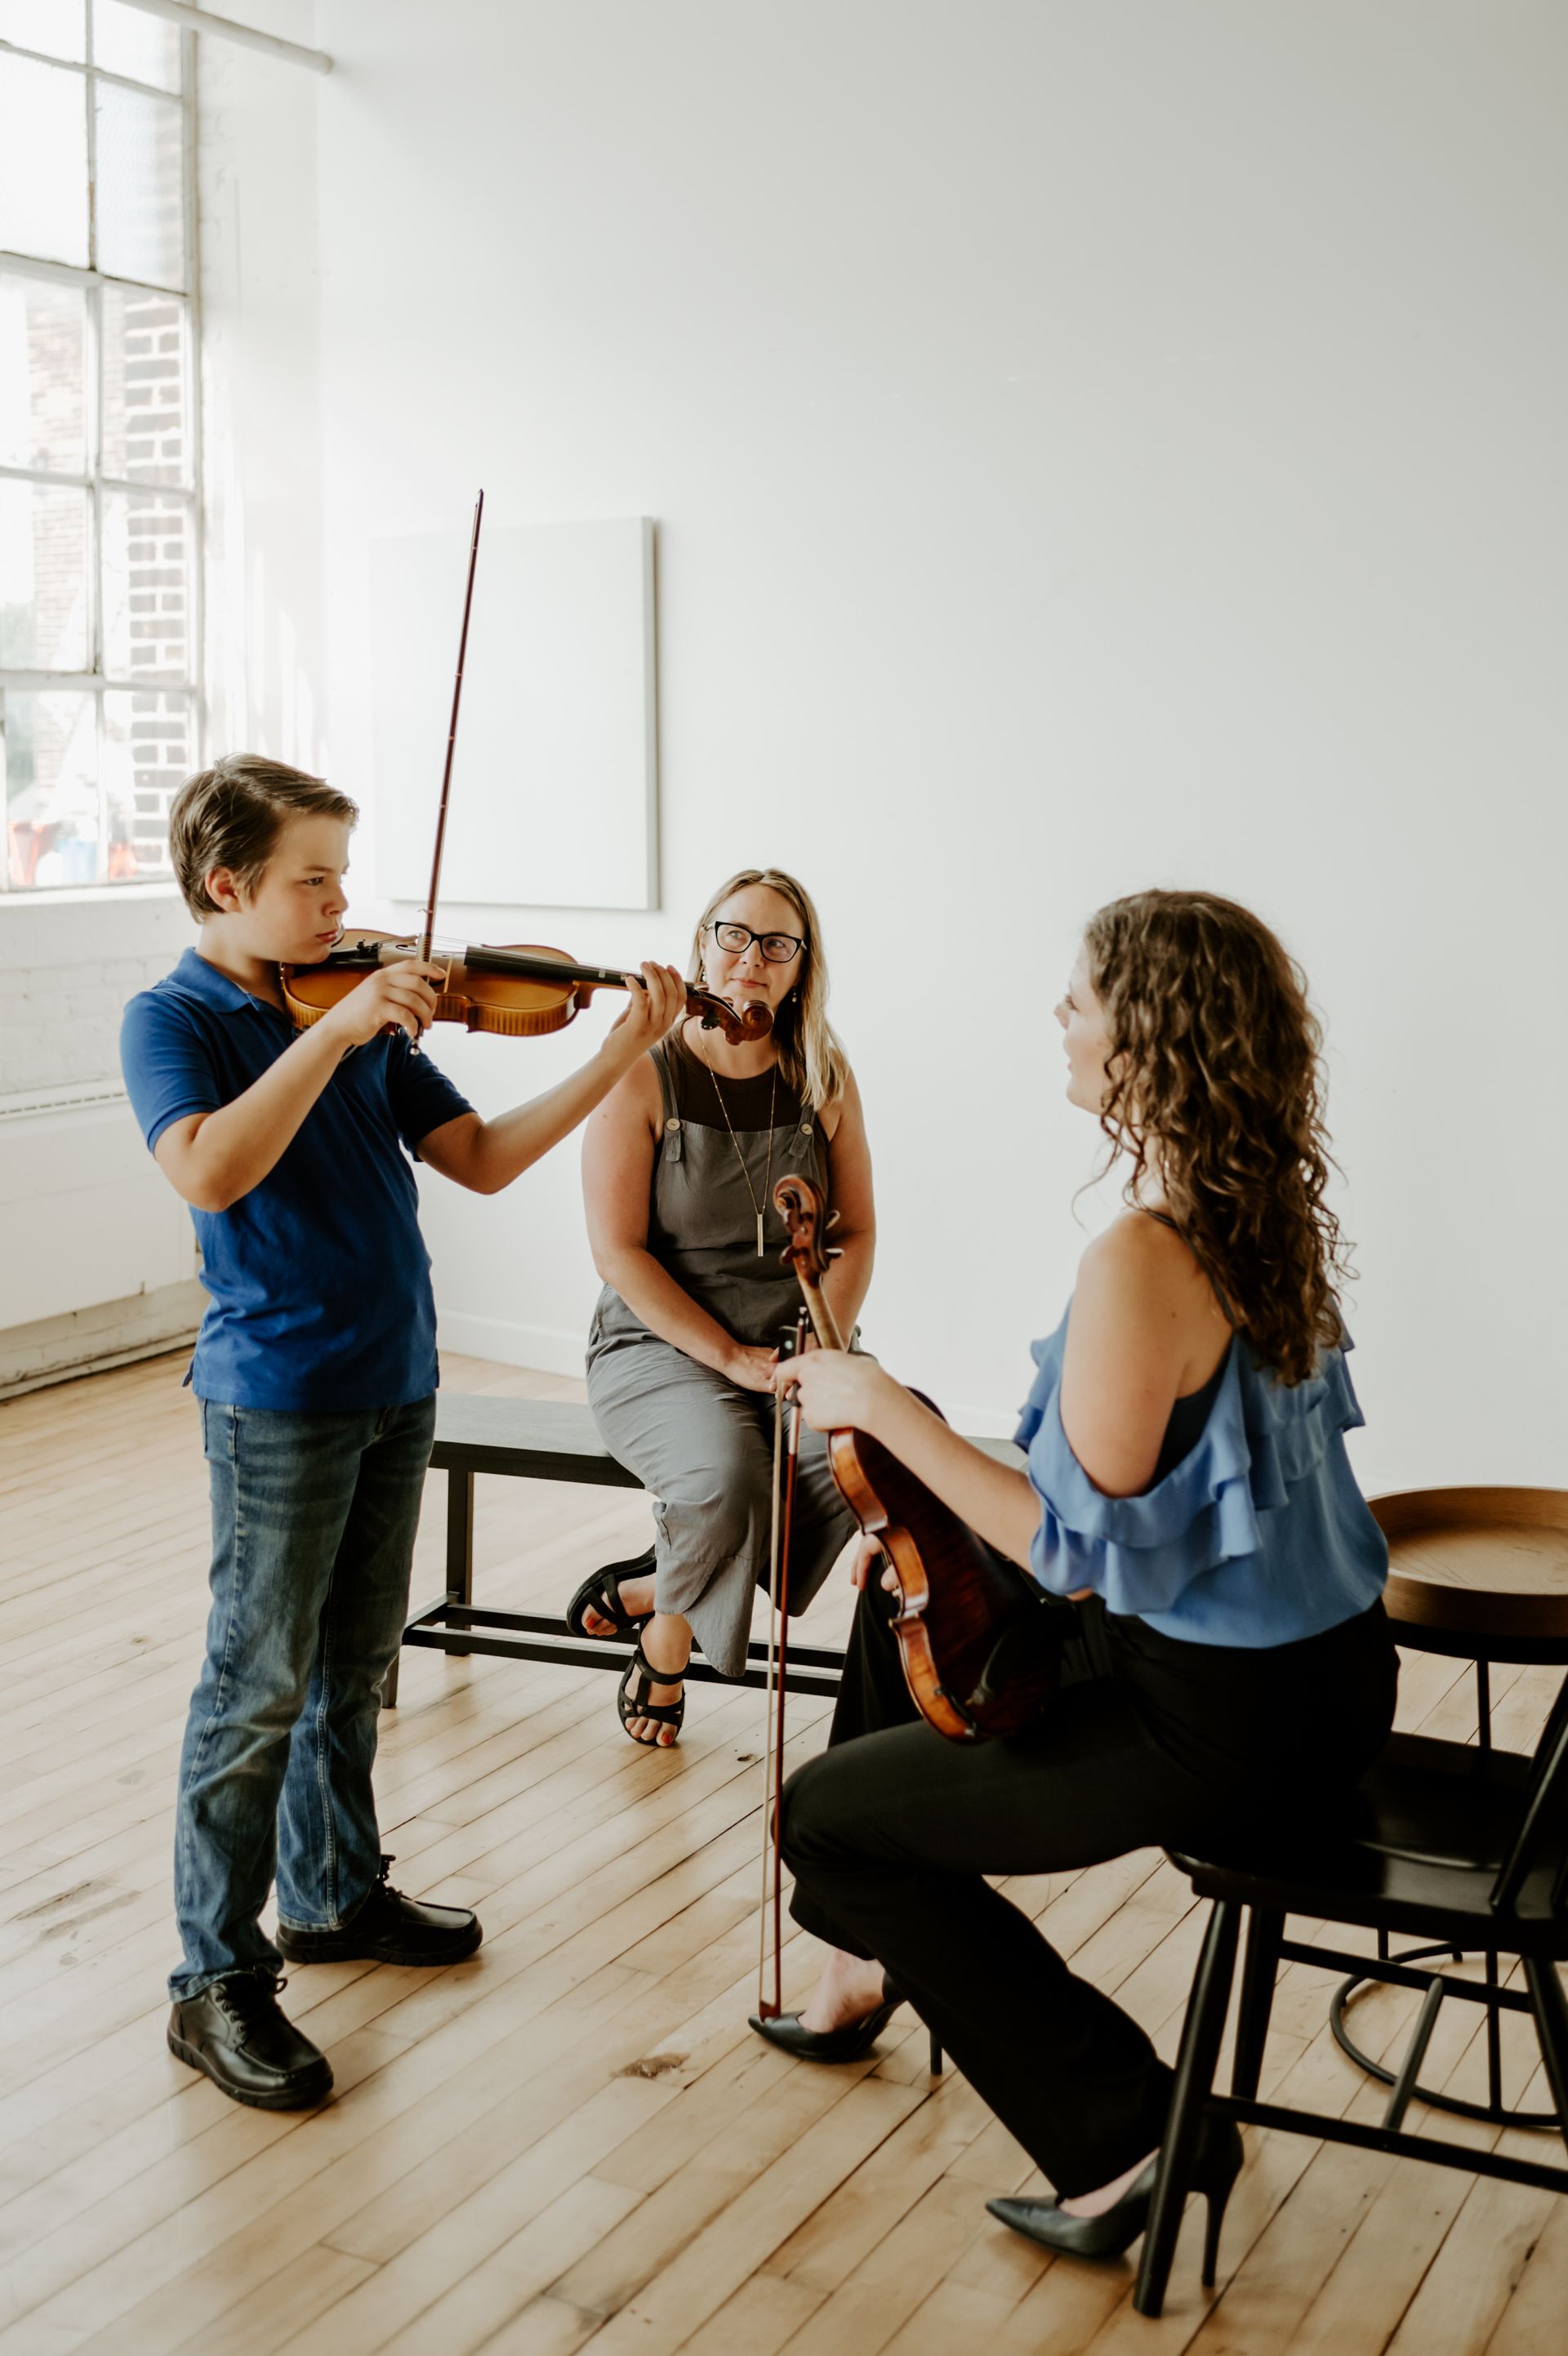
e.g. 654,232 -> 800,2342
774,1173 -> 1059,1744
278,488 -> 770,1049
282,933 -> 770,1047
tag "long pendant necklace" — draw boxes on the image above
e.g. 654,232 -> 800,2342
702,1042 -> 778,1257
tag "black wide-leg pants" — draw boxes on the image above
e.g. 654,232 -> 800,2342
781,1581 -> 1396,2198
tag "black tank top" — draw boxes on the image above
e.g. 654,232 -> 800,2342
1147,1352 -> 1228,1487
665,1028 -> 803,1129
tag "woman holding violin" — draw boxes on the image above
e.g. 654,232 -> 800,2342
577,869 -> 875,1744
760,890 -> 1396,2265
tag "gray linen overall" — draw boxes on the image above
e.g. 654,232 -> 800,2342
585,1042 -> 857,1678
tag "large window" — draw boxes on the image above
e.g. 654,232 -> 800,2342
0,0 -> 197,891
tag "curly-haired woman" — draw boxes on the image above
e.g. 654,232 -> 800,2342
755,890 -> 1396,2265
576,868 -> 873,1745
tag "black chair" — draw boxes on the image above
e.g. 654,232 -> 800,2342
1339,1486 -> 1568,2129
1133,1704 -> 1568,2317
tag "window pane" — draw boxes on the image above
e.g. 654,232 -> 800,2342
101,283 -> 189,483
104,686 -> 188,878
0,478 -> 91,669
91,1 -> 180,93
2,685 -> 100,887
0,53 -> 89,266
0,271 -> 87,474
0,1 -> 86,63
94,78 -> 183,289
102,487 -> 192,683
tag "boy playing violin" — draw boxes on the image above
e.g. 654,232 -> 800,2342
120,755 -> 686,2109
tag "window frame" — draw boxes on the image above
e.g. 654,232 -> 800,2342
0,5 -> 202,897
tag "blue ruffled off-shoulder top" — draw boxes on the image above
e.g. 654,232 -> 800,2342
1013,1309 -> 1388,1648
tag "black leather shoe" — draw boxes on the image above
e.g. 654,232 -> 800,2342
274,1855 -> 483,1968
987,2113 -> 1244,2276
749,1975 -> 942,2072
167,1972 -> 333,2110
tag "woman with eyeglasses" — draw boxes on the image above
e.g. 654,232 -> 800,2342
575,868 -> 873,1744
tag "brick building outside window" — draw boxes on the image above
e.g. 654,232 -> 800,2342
0,0 -> 198,890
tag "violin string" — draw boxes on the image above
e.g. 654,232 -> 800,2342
771,1320 -> 804,2015
759,1374 -> 785,2013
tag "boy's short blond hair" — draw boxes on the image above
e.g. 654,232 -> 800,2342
168,755 -> 358,920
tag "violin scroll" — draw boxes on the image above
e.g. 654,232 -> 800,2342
775,1174 -> 830,1292
670,986 -> 773,1047
775,1174 -> 846,1353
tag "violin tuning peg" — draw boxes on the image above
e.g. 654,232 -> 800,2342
826,1209 -> 841,1227
826,1246 -> 844,1260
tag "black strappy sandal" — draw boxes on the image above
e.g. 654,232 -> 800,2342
565,1548 -> 657,1641
617,1637 -> 686,1747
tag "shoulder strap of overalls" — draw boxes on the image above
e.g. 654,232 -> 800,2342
650,1041 -> 683,1161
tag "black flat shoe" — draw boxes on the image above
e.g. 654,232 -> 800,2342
566,1549 -> 657,1641
987,2112 -> 1243,2278
167,1971 -> 333,2110
749,1975 -> 942,2073
275,1855 -> 483,1968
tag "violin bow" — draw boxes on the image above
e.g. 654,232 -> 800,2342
418,489 -> 486,969
756,1312 -> 807,2020
756,1185 -> 849,2016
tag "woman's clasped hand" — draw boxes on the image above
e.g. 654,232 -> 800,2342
726,1342 -> 783,1395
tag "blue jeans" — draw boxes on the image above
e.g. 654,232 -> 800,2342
171,1396 -> 436,1999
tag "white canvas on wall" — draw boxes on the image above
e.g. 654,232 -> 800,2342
369,515 -> 657,911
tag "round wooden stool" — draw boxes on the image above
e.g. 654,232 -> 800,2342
1330,1485 -> 1568,2127
1379,1486 -> 1568,1662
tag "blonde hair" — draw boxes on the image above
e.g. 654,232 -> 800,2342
688,868 -> 849,1112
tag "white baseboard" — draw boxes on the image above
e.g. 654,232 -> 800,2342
0,1276 -> 203,1400
435,1311 -> 589,1380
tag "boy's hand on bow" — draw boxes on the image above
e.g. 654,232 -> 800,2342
318,960 -> 445,1048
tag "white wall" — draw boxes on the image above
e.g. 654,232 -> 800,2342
17,4 -> 1545,1464
305,0 -> 1567,1481
0,1 -> 327,1093
0,891 -> 201,1354
198,0 -> 327,768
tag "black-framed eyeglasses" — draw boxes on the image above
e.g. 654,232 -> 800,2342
706,920 -> 805,964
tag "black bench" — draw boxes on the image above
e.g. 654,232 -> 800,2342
389,1391 -> 1022,1706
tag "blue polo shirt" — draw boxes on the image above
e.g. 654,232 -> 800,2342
120,948 -> 474,1410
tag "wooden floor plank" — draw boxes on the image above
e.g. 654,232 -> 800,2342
1,1348 -> 1564,2356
